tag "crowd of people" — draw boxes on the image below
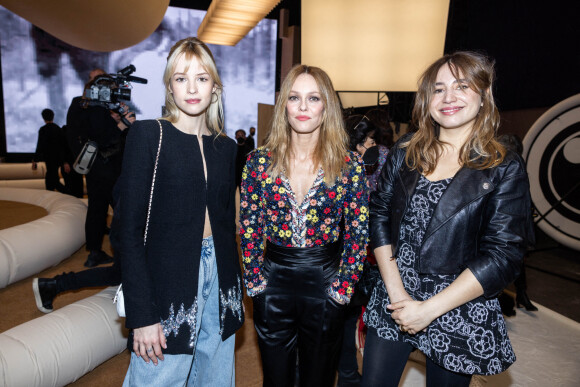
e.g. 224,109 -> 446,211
29,36 -> 535,387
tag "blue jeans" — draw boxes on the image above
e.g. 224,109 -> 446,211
123,236 -> 235,387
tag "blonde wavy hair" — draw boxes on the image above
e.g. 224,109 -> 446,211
264,64 -> 348,183
162,37 -> 225,136
405,51 -> 505,173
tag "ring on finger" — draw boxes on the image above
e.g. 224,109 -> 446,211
146,347 -> 154,353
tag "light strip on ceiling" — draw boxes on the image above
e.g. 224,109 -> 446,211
198,0 -> 281,46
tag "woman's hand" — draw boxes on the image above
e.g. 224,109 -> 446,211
132,323 -> 167,365
389,269 -> 485,335
388,300 -> 434,334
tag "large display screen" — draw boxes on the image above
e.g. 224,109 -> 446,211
0,6 -> 277,152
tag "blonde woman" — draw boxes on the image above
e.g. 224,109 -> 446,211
239,64 -> 369,387
362,51 -> 534,386
119,37 -> 243,386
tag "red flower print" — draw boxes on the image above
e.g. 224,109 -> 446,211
262,172 -> 268,179
348,257 -> 355,264
338,288 -> 345,295
329,192 -> 336,199
315,239 -> 322,245
323,208 -> 331,214
253,268 -> 260,274
247,243 -> 254,249
345,156 -> 351,162
351,274 -> 359,281
282,224 -> 288,230
345,234 -> 351,239
353,244 -> 359,250
342,281 -> 349,288
274,193 -> 281,201
244,251 -> 251,257
251,171 -> 257,178
276,178 -> 281,185
248,186 -> 254,193
307,228 -> 315,236
323,233 -> 329,240
354,208 -> 360,215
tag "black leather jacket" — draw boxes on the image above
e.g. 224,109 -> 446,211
370,134 -> 535,298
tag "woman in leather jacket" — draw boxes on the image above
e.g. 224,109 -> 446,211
361,52 -> 534,386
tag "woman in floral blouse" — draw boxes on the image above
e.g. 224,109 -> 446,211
239,64 -> 369,387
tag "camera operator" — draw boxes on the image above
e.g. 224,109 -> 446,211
63,68 -> 106,198
83,75 -> 136,267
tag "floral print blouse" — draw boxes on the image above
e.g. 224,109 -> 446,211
239,148 -> 369,304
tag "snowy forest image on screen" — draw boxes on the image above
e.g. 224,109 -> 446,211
0,6 -> 277,152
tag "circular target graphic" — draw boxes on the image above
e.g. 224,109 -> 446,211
523,94 -> 580,251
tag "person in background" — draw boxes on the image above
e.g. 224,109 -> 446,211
64,68 -> 106,198
337,115 -> 390,386
235,129 -> 252,188
240,64 -> 369,387
119,37 -> 243,386
32,108 -> 69,193
497,133 -> 537,312
362,51 -> 535,386
82,75 -> 135,268
247,126 -> 256,149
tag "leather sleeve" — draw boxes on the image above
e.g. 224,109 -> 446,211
369,145 -> 404,250
467,156 -> 534,298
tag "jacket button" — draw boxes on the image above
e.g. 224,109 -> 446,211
483,182 -> 490,189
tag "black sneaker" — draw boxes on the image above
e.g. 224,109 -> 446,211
84,250 -> 114,268
32,278 -> 58,313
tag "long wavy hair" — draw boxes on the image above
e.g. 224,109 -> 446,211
404,51 -> 505,173
264,64 -> 348,183
162,37 -> 225,136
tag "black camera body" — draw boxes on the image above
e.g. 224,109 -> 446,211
84,65 -> 147,112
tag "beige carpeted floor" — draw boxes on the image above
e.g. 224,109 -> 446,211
0,200 -> 264,386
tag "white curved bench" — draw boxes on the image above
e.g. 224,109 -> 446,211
0,188 -> 86,289
0,287 -> 128,386
0,162 -> 47,189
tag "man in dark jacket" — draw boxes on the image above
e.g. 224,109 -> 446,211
32,109 -> 69,193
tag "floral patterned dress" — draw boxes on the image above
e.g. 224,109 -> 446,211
239,148 -> 369,304
364,175 -> 515,375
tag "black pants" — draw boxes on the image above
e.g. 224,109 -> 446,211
55,257 -> 121,292
45,161 -> 67,193
57,206 -> 122,292
85,173 -> 115,251
63,168 -> 84,198
253,241 -> 345,387
337,303 -> 362,383
361,327 -> 472,387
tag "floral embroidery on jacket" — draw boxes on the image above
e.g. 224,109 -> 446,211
239,148 -> 369,304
